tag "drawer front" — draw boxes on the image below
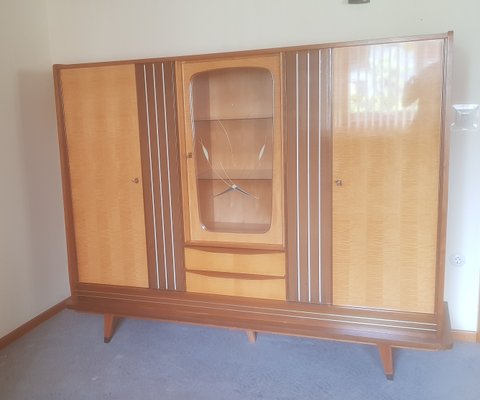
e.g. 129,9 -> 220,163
186,271 -> 285,300
185,247 -> 285,276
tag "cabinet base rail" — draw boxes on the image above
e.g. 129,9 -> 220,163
67,289 -> 452,380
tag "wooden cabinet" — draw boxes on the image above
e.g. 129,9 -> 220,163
54,32 -> 453,379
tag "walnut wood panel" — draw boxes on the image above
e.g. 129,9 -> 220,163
332,39 -> 446,313
69,285 -> 452,351
285,49 -> 325,304
135,62 -> 186,291
60,65 -> 148,287
176,54 -> 284,247
185,271 -> 286,300
185,247 -> 285,276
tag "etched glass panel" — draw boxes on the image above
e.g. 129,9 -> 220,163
190,67 -> 274,233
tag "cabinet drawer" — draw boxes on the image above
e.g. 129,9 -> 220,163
185,247 -> 285,276
186,271 -> 285,300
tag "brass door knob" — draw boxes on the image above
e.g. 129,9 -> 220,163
334,179 -> 343,186
131,177 -> 139,184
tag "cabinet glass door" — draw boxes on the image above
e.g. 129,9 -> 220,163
191,67 -> 274,234
178,55 -> 283,246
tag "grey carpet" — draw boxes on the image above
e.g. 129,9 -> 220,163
0,309 -> 479,400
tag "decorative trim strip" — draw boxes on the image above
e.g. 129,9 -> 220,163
286,50 -> 323,304
137,62 -> 185,292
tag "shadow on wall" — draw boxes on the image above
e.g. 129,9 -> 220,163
445,106 -> 480,330
17,69 -> 69,305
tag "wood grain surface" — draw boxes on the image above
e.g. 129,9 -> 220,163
60,65 -> 148,287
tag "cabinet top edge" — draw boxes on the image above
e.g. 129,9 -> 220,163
52,31 -> 453,70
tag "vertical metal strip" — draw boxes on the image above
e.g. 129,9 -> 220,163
320,48 -> 333,305
162,63 -> 178,290
318,49 -> 322,303
295,52 -> 301,302
307,52 -> 312,303
153,64 -> 169,289
143,65 -> 160,289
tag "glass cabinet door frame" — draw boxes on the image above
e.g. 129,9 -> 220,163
176,54 -> 284,248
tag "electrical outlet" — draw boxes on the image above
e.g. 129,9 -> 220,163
449,253 -> 466,267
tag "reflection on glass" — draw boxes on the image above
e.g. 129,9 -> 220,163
190,67 -> 274,234
338,41 -> 443,129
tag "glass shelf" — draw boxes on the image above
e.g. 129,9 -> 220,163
190,67 -> 274,234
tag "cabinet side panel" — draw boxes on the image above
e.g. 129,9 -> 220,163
60,64 -> 148,287
332,39 -> 445,313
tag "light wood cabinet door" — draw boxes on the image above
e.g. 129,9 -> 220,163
332,39 -> 446,313
176,55 -> 284,248
60,64 -> 149,287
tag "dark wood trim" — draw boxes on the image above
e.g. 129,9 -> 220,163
52,66 -> 79,295
163,61 -> 187,291
285,51 -> 298,302
297,51 -> 310,303
69,285 -> 452,351
284,49 -> 323,304
136,61 -> 186,291
136,64 -> 158,289
0,299 -> 69,350
153,62 -> 175,290
73,283 -> 443,323
434,32 -> 454,317
320,48 -> 333,305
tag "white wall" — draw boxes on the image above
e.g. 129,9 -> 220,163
0,0 -> 70,338
40,0 -> 479,331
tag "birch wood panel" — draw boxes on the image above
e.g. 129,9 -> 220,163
60,65 -> 148,287
185,247 -> 285,276
185,271 -> 286,300
332,39 -> 445,313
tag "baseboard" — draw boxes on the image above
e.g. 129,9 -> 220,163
451,329 -> 478,343
0,298 -> 69,350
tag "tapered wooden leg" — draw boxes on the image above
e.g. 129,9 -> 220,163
104,314 -> 116,343
377,344 -> 394,380
246,330 -> 257,343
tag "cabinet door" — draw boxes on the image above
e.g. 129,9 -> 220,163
59,65 -> 149,287
332,39 -> 446,313
176,55 -> 284,247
